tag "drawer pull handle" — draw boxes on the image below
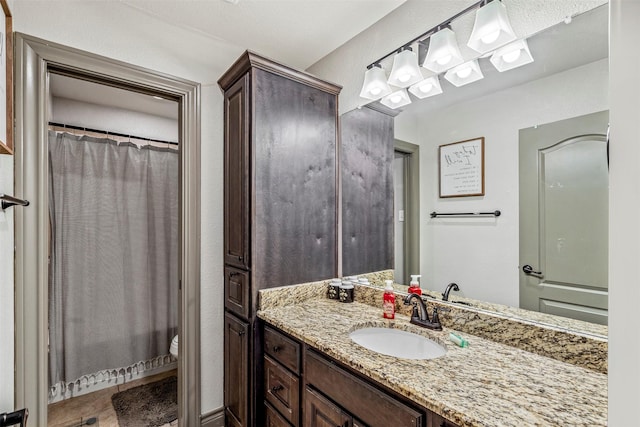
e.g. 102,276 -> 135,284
238,330 -> 245,337
229,272 -> 240,278
270,385 -> 284,393
272,345 -> 281,353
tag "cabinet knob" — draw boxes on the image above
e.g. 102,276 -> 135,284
229,271 -> 240,278
270,385 -> 284,393
238,255 -> 244,262
272,345 -> 281,353
238,330 -> 245,337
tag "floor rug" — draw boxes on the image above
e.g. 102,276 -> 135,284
111,376 -> 177,427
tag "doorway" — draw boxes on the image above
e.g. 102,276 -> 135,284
14,34 -> 201,425
393,140 -> 420,285
519,110 -> 609,325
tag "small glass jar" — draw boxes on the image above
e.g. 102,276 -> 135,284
339,281 -> 354,303
328,278 -> 341,300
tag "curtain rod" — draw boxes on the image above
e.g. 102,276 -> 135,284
48,122 -> 179,146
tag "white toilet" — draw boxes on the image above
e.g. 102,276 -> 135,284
169,335 -> 179,359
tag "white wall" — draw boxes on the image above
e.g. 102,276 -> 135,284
51,97 -> 179,143
11,1 -> 230,414
0,154 -> 14,413
394,59 -> 608,306
609,0 -> 640,423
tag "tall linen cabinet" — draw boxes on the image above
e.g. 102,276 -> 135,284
218,51 -> 341,427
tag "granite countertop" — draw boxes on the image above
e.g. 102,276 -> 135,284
257,298 -> 607,427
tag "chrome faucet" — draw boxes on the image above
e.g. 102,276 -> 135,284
403,294 -> 443,330
442,283 -> 459,301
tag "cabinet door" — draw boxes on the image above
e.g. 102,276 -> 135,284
304,386 -> 351,427
430,413 -> 460,427
224,313 -> 250,427
224,74 -> 250,270
225,267 -> 250,319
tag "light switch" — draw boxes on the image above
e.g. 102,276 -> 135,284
398,210 -> 405,222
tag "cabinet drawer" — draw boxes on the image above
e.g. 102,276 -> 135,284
305,350 -> 423,427
224,267 -> 250,319
264,356 -> 300,427
265,401 -> 293,427
264,326 -> 301,374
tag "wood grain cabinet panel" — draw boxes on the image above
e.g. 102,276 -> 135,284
224,266 -> 250,319
224,313 -> 250,427
264,356 -> 300,426
264,326 -> 301,374
304,386 -> 351,427
305,349 -> 423,427
224,74 -> 250,270
220,51 -> 341,427
265,402 -> 293,427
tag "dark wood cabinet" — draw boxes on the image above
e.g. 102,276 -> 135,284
263,324 -> 463,427
223,74 -> 250,270
341,105 -> 397,276
224,313 -> 250,427
304,386 -> 352,427
219,51 -> 341,427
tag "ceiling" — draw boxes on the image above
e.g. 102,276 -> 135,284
119,0 -> 407,70
48,0 -> 407,118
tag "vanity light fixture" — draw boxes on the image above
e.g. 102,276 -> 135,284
380,88 -> 412,109
467,0 -> 517,54
359,64 -> 393,100
408,76 -> 443,99
490,39 -> 534,72
423,27 -> 464,73
387,47 -> 423,88
444,60 -> 484,87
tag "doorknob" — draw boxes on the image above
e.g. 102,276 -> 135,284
522,264 -> 543,277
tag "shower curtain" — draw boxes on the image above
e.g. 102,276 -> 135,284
48,131 -> 179,390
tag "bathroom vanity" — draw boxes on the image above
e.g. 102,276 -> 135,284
257,278 -> 607,427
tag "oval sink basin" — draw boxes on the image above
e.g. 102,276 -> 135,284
349,327 -> 447,360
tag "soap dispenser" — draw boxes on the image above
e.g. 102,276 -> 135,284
408,275 -> 422,295
383,280 -> 395,319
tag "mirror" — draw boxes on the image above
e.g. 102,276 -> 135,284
347,3 -> 609,334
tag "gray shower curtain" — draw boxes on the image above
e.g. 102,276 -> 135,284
48,131 -> 179,386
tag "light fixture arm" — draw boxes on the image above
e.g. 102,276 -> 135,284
366,0 -> 495,68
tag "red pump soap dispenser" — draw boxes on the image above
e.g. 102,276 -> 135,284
408,275 -> 422,295
383,280 -> 395,319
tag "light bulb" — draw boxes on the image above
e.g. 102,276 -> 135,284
456,66 -> 472,79
419,83 -> 433,93
390,94 -> 402,104
436,54 -> 452,66
370,86 -> 382,96
398,73 -> 411,83
481,30 -> 500,44
502,49 -> 521,63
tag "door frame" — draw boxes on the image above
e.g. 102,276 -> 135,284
13,33 -> 201,425
394,139 -> 420,280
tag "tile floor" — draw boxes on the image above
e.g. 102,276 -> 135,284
47,370 -> 178,427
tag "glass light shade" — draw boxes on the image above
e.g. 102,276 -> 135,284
490,39 -> 534,72
359,65 -> 393,100
380,88 -> 412,109
423,28 -> 464,73
444,60 -> 484,87
409,76 -> 443,99
387,49 -> 423,88
467,0 -> 517,54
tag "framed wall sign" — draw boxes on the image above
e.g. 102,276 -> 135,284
439,137 -> 484,198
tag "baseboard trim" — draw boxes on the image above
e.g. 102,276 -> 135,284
201,407 -> 225,427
